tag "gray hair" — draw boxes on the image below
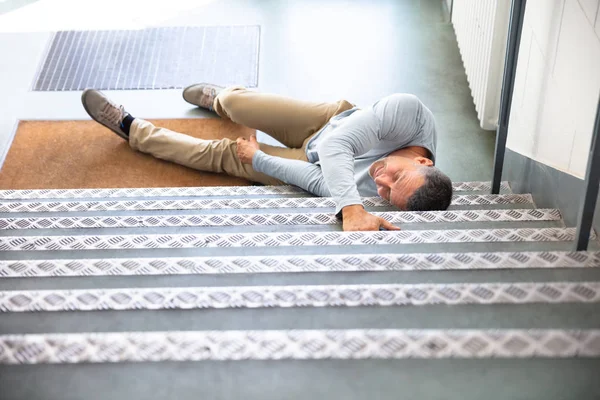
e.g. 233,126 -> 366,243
406,167 -> 453,211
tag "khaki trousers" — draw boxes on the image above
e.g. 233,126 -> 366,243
129,86 -> 354,185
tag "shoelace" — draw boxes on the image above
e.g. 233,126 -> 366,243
100,101 -> 125,126
201,87 -> 216,108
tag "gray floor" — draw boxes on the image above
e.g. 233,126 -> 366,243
0,0 -> 495,181
4,1 -> 583,400
2,359 -> 600,400
0,0 -> 39,15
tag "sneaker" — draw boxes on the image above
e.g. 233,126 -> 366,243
81,89 -> 130,140
182,83 -> 223,110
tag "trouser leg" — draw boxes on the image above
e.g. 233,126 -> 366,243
128,119 -> 307,185
213,86 -> 354,148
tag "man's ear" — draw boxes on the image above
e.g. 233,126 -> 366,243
414,156 -> 434,166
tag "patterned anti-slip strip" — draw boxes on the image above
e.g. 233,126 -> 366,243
0,181 -> 511,199
0,194 -> 532,213
1,330 -> 599,363
0,228 -> 585,251
1,251 -> 598,277
0,209 -> 561,230
1,282 -> 599,312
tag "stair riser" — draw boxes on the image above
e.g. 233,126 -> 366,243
5,269 -> 600,293
3,304 -> 598,335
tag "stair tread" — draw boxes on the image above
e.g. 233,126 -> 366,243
1,328 -> 598,364
2,251 -> 599,277
0,194 -> 533,213
0,208 -> 561,230
0,181 -> 512,200
0,228 -> 588,251
5,303 -> 599,335
2,281 -> 599,313
2,181 -> 597,368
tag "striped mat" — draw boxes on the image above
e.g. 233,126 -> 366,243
33,26 -> 260,91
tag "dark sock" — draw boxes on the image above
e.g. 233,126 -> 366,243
120,114 -> 135,135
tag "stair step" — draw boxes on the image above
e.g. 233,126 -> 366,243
1,329 -> 598,364
0,228 -> 588,252
1,251 -> 598,278
0,209 -> 561,230
0,181 -> 512,200
3,282 -> 598,312
2,360 -> 597,400
0,194 -> 533,213
5,303 -> 598,335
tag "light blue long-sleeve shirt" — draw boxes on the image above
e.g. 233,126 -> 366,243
252,93 -> 437,214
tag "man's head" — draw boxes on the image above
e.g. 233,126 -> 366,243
368,153 -> 453,211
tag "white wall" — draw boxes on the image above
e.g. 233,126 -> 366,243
507,0 -> 600,178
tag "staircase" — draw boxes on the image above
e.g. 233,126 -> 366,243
1,181 -> 599,399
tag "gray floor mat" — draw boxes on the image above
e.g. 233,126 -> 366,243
32,26 -> 260,91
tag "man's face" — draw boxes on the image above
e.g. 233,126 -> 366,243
368,155 -> 433,209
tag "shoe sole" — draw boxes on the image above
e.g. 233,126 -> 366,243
81,89 -> 129,141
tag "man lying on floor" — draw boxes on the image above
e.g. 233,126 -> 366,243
81,84 -> 453,231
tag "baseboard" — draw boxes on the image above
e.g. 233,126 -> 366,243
504,148 -> 599,230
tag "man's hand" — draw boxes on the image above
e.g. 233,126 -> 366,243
341,205 -> 400,231
236,135 -> 260,164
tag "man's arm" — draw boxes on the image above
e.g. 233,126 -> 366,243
316,110 -> 400,231
236,135 -> 330,196
317,94 -> 426,230
252,150 -> 330,196
316,110 -> 382,214
237,135 -> 400,232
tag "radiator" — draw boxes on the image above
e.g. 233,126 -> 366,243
451,0 -> 511,130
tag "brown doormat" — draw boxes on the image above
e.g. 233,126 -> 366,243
0,119 -> 256,190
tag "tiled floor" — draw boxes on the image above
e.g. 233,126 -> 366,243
0,0 -> 495,181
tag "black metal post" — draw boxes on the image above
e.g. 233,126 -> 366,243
491,0 -> 527,194
574,96 -> 600,251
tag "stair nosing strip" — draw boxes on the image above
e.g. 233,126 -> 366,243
0,181 -> 511,200
0,208 -> 561,230
2,281 -> 599,313
0,194 -> 532,213
3,251 -> 597,278
1,328 -> 598,363
0,228 -> 585,251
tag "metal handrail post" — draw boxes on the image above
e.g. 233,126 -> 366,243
574,96 -> 600,251
491,0 -> 527,194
